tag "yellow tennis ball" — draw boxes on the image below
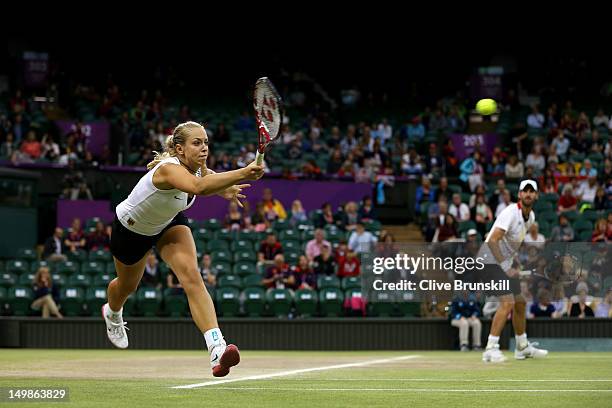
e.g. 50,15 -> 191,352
476,99 -> 497,115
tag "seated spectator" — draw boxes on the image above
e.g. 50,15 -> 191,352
292,255 -> 316,290
43,227 -> 67,262
340,201 -> 359,232
415,176 -> 435,214
592,219 -> 609,243
450,292 -> 482,351
527,105 -> 545,128
88,221 -> 110,251
486,155 -> 505,177
551,284 -> 569,318
141,253 -> 162,289
401,148 -> 423,179
520,281 -> 535,318
575,176 -> 599,204
434,213 -> 458,242
505,155 -> 524,179
594,288 -> 612,318
358,195 -> 377,221
593,187 -> 608,211
337,250 -> 360,278
406,116 -> 425,145
288,200 -> 307,227
199,254 -> 217,290
579,159 -> 597,177
495,190 -> 513,218
315,203 -> 337,229
558,184 -> 578,213
258,232 -> 283,265
460,151 -> 485,192
166,268 -> 183,295
348,222 -> 377,254
262,254 -> 295,290
426,198 -> 448,242
20,130 -> 42,160
64,218 -> 87,253
525,146 -> 546,176
224,201 -> 244,231
550,214 -> 575,242
251,202 -> 271,232
449,193 -> 470,222
260,188 -> 287,221
593,108 -> 609,128
530,288 -> 556,318
306,229 -> 332,262
523,222 -> 546,248
31,266 -> 63,318
569,289 -> 594,318
472,194 -> 493,238
434,177 -> 452,203
313,245 -> 336,276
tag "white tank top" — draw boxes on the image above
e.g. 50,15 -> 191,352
116,157 -> 200,236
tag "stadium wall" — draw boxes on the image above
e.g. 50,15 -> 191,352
1,317 -> 610,350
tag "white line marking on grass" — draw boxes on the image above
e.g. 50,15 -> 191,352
199,387 -> 612,393
311,379 -> 612,382
171,355 -> 420,389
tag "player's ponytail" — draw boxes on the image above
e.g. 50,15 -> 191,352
146,121 -> 203,170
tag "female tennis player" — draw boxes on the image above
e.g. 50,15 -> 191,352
103,121 -> 264,377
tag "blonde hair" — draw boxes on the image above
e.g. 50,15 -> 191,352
147,121 -> 204,170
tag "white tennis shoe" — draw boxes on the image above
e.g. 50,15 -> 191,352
102,303 -> 129,349
482,344 -> 507,363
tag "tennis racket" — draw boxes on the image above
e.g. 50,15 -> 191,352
253,77 -> 283,165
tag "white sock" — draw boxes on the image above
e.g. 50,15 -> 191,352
486,335 -> 500,349
204,328 -> 225,352
105,304 -> 122,322
516,333 -> 528,350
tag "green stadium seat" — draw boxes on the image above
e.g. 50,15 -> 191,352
212,262 -> 232,276
81,261 -> 105,275
582,210 -> 605,222
211,250 -> 232,264
266,288 -> 293,317
6,260 -> 29,275
60,287 -> 85,316
284,250 -> 300,265
8,286 -> 34,316
367,291 -> 395,317
457,221 -> 477,235
67,250 -> 87,263
364,220 -> 382,233
301,229 -> 315,242
243,287 -> 266,317
16,248 -> 37,262
341,276 -> 362,291
203,219 -> 222,231
214,229 -> 233,241
67,274 -> 91,288
93,274 -> 111,287
193,227 -> 210,241
563,211 -> 579,222
577,230 -> 593,242
186,218 -> 201,230
294,289 -> 317,317
230,240 -> 254,252
208,240 -> 230,251
539,211 -> 559,225
318,288 -> 344,317
318,275 -> 340,290
18,273 -> 35,286
56,261 -> 79,275
236,230 -> 258,242
573,219 -> 594,232
541,193 -> 559,204
218,275 -> 242,289
163,288 -> 188,317
89,250 -> 112,262
325,228 -> 343,243
0,286 -> 6,304
50,273 -> 66,288
534,201 -> 553,212
282,240 -> 301,251
396,292 -> 420,316
242,274 -> 263,289
216,287 -> 240,317
273,219 -> 291,231
233,262 -> 256,277
136,288 -> 162,317
85,287 -> 108,316
85,217 -> 101,229
0,272 -> 17,288
234,251 -> 257,263
195,240 -> 207,253
448,184 -> 462,194
279,229 -> 300,241
30,261 -> 51,273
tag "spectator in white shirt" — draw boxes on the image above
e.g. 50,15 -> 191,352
575,176 -> 599,203
593,109 -> 609,128
495,190 -> 513,218
527,105 -> 545,128
524,223 -> 546,248
551,129 -> 570,159
449,193 -> 471,222
525,146 -> 546,175
348,222 -> 377,254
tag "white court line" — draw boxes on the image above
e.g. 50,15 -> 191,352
299,378 -> 612,382
196,387 -> 612,393
172,355 -> 420,389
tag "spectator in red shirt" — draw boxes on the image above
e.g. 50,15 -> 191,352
292,255 -> 316,290
338,250 -> 360,278
261,254 -> 295,290
88,221 -> 111,251
64,218 -> 87,253
20,131 -> 41,159
258,232 -> 283,265
558,184 -> 578,213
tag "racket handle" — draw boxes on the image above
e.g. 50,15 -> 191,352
255,151 -> 264,165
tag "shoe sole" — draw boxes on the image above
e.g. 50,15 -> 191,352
101,305 -> 128,349
212,344 -> 240,377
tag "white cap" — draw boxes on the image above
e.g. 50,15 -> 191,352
467,228 -> 478,236
519,179 -> 538,192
